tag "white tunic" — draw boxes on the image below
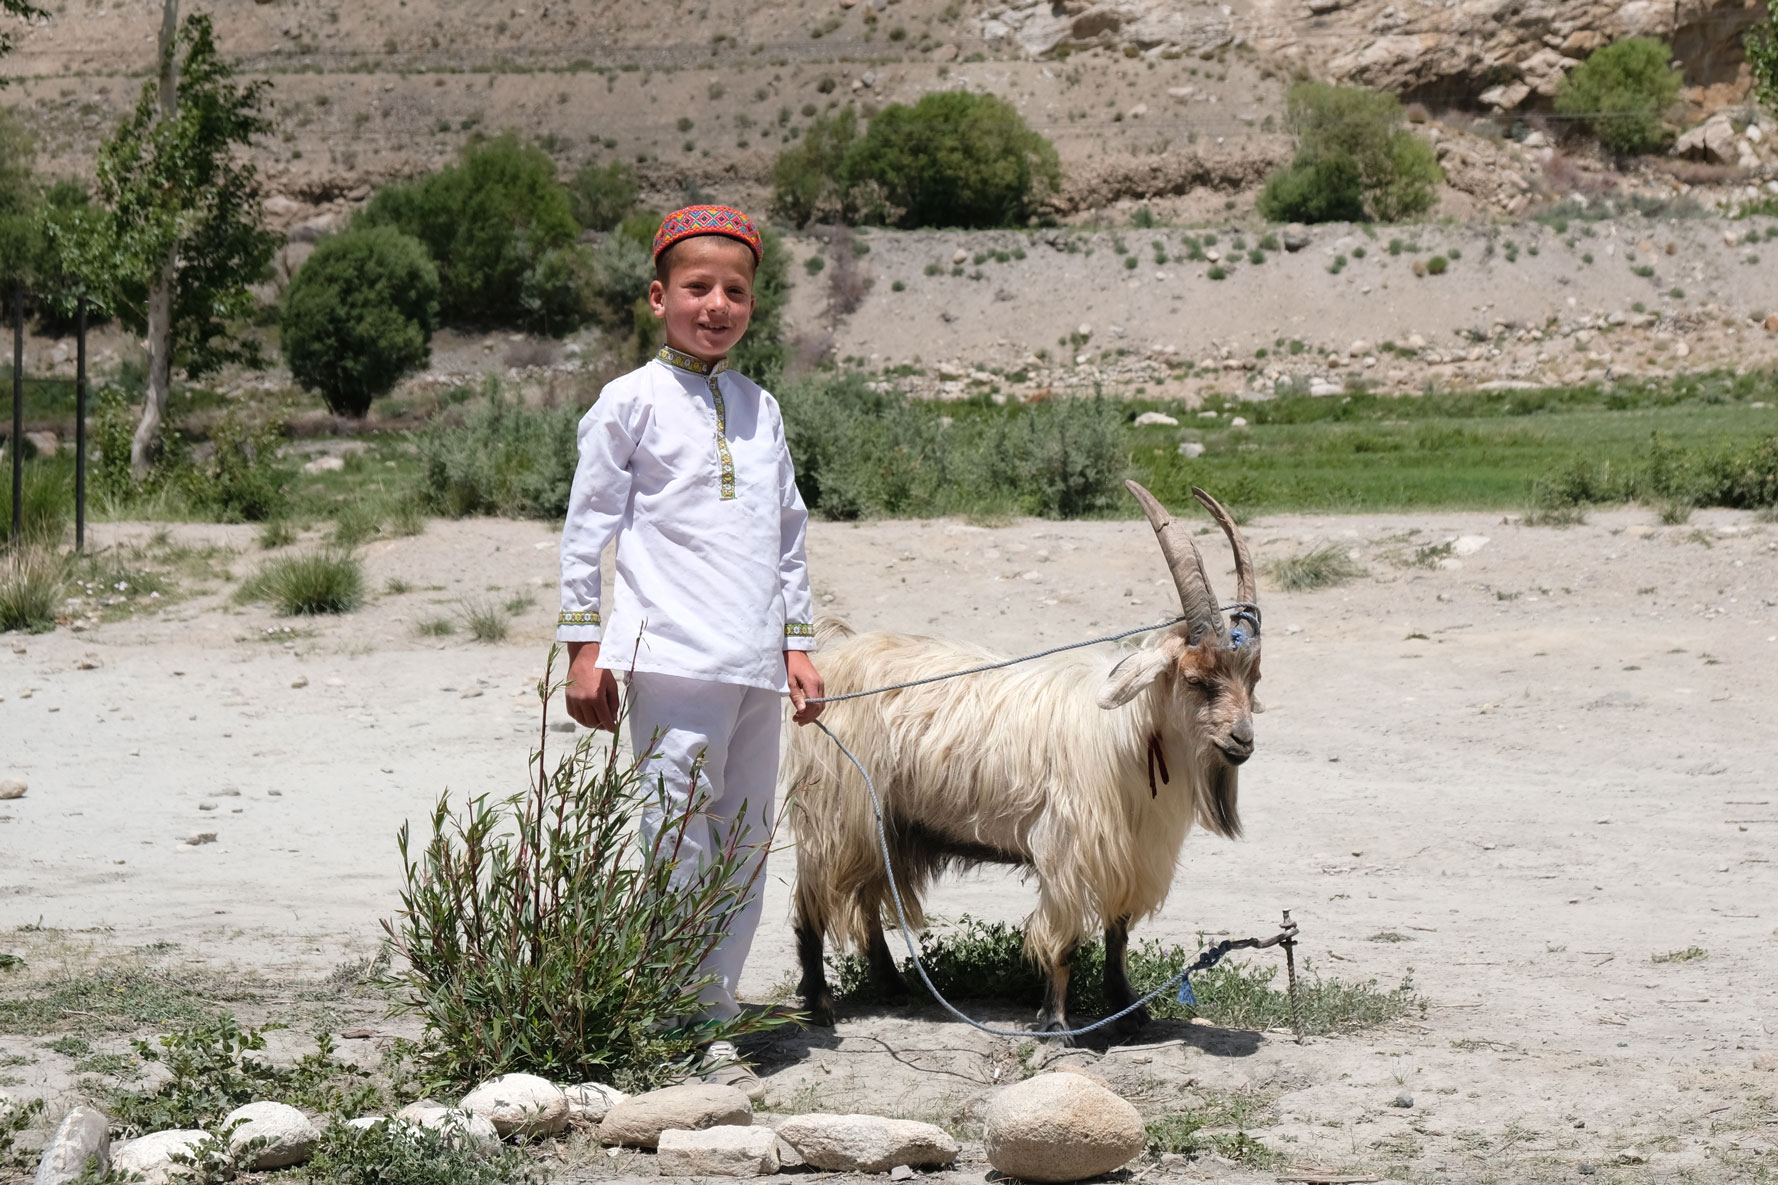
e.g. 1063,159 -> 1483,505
556,346 -> 816,693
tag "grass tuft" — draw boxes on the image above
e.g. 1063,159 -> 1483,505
258,519 -> 300,550
1263,545 -> 1366,591
415,616 -> 456,637
1651,945 -> 1706,964
459,597 -> 510,642
239,550 -> 365,615
0,546 -> 66,633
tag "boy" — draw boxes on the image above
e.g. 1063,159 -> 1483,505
558,206 -> 823,1100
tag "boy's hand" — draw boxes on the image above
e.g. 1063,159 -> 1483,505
565,642 -> 621,732
786,651 -> 825,726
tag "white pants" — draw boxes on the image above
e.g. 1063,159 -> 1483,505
628,671 -> 781,1022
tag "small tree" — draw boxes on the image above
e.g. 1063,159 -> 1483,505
1554,37 -> 1682,155
357,134 -> 583,332
282,227 -> 440,418
769,105 -> 862,228
1258,82 -> 1440,224
841,91 -> 1061,228
0,105 -> 37,287
98,9 -> 279,472
1748,5 -> 1778,116
567,160 -> 638,231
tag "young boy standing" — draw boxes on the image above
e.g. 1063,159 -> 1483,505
558,206 -> 823,1099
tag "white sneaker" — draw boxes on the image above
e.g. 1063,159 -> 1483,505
702,1040 -> 765,1103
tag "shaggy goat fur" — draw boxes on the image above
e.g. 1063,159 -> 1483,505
786,482 -> 1261,1033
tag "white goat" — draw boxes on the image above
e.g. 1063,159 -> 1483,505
785,482 -> 1262,1035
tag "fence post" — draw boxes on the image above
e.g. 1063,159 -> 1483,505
10,284 -> 21,544
76,294 -> 88,552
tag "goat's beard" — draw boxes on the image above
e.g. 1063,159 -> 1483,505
1199,760 -> 1243,839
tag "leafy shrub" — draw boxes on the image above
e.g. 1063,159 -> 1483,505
726,227 -> 791,383
0,545 -> 65,633
1257,82 -> 1440,223
566,161 -> 639,231
108,1014 -> 379,1131
1555,38 -> 1681,155
416,383 -> 581,518
981,395 -> 1127,518
357,135 -> 585,332
179,406 -> 289,522
1530,432 -> 1778,515
382,653 -> 791,1089
1751,5 -> 1778,115
1,1095 -> 46,1171
305,1116 -> 537,1185
282,226 -> 440,417
772,95 -> 1061,229
239,549 -> 364,615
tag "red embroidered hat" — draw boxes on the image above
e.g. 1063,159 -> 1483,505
652,205 -> 763,263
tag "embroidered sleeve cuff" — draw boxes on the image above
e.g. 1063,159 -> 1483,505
556,609 -> 602,642
785,621 -> 816,651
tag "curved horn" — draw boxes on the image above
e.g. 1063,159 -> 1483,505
1190,487 -> 1256,607
1125,480 -> 1224,644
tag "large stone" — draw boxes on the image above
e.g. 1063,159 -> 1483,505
33,1106 -> 110,1185
563,1082 -> 627,1124
657,1126 -> 781,1177
774,1114 -> 959,1173
0,778 -> 26,800
597,1084 -> 751,1149
223,1101 -> 319,1169
1676,114 -> 1737,165
394,1100 -> 500,1147
982,1073 -> 1146,1183
459,1073 -> 569,1137
110,1129 -> 210,1185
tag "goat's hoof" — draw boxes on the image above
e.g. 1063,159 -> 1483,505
1114,1003 -> 1152,1031
798,988 -> 836,1028
1034,1020 -> 1076,1047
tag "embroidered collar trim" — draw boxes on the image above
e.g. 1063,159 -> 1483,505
657,345 -> 729,376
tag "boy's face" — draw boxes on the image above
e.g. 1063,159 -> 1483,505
649,235 -> 756,362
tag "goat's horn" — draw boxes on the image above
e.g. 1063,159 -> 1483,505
1125,480 -> 1224,644
1190,487 -> 1256,607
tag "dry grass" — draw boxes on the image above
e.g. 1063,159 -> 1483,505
1262,545 -> 1366,591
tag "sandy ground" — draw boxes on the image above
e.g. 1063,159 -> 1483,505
4,506 -> 1778,1181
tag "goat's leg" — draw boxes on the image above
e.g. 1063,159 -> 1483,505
1104,916 -> 1152,1030
866,919 -> 911,1003
795,918 -> 836,1028
1034,949 -> 1077,1044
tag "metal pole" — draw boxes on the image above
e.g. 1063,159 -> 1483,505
75,294 -> 88,552
10,284 -> 21,544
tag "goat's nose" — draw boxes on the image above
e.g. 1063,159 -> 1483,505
1230,718 -> 1254,747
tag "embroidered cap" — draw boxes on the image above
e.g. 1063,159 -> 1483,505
652,205 -> 763,264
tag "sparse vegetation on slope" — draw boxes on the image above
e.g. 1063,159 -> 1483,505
1555,38 -> 1682,156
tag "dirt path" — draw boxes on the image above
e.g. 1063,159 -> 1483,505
4,506 -> 1776,1181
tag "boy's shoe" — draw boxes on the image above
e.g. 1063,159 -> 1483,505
701,1040 -> 766,1103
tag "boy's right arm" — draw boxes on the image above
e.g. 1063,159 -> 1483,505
558,389 -> 637,731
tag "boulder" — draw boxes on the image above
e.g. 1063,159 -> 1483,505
223,1101 -> 319,1169
1281,225 -> 1311,252
774,1114 -> 959,1173
33,1106 -> 111,1185
394,1100 -> 500,1147
1676,114 -> 1737,165
1478,82 -> 1531,111
459,1073 -> 569,1137
1133,411 -> 1178,427
982,1073 -> 1145,1183
657,1126 -> 781,1177
563,1082 -> 627,1124
110,1129 -> 209,1185
597,1083 -> 751,1149
0,778 -> 26,800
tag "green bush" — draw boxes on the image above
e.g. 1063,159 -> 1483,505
282,226 -> 440,417
771,94 -> 1061,229
1257,83 -> 1440,223
416,382 -> 581,518
1532,432 -> 1778,513
178,406 -> 289,522
566,161 -> 639,231
357,135 -> 584,332
240,549 -> 364,615
1752,5 -> 1778,114
727,227 -> 791,383
383,653 -> 791,1089
1555,38 -> 1682,155
306,1116 -> 537,1185
1426,254 -> 1449,274
1,459 -> 69,549
1,1095 -> 46,1171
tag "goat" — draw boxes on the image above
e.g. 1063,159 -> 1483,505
785,481 -> 1262,1036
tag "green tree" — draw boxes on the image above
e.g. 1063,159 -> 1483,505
282,227 -> 440,418
358,134 -> 583,332
769,105 -> 861,228
727,227 -> 790,383
0,104 -> 37,286
1258,82 -> 1440,223
1554,37 -> 1682,155
841,91 -> 1061,228
567,160 -> 638,231
1,0 -> 48,88
98,8 -> 279,471
1748,5 -> 1778,116
32,180 -> 116,333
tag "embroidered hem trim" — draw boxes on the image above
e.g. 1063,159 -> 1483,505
657,345 -> 729,376
558,610 -> 601,627
785,622 -> 815,638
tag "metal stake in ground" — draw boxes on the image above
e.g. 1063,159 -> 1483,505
1282,908 -> 1304,1044
75,294 -> 88,552
10,284 -> 21,542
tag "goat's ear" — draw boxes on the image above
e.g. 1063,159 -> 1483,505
1096,637 -> 1182,709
